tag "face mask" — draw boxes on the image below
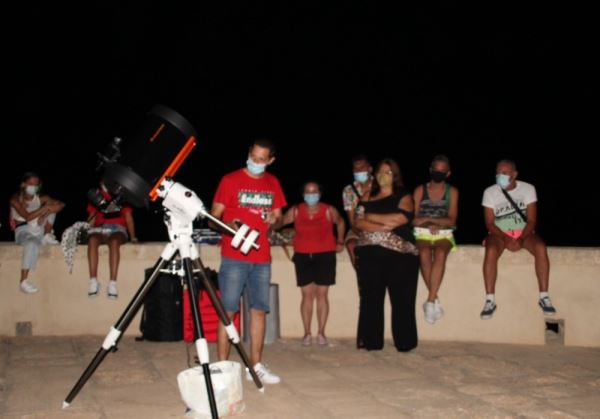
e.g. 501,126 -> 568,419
376,173 -> 393,187
246,158 -> 266,175
353,171 -> 369,183
430,170 -> 447,183
496,174 -> 511,189
303,193 -> 320,206
25,185 -> 39,195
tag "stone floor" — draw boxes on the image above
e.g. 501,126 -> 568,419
1,335 -> 599,418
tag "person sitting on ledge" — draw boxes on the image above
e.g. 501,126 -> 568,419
86,181 -> 137,300
480,159 -> 557,319
9,171 -> 65,294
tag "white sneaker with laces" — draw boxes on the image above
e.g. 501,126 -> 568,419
88,278 -> 100,297
42,233 -> 59,245
20,279 -> 39,294
539,296 -> 557,316
480,299 -> 497,319
423,302 -> 437,324
107,281 -> 118,299
246,362 -> 281,384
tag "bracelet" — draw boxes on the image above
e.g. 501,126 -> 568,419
337,241 -> 344,245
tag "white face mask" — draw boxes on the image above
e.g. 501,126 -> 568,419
25,185 -> 39,195
495,174 -> 511,189
246,158 -> 266,175
354,171 -> 369,183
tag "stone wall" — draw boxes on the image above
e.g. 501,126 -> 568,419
1,243 -> 598,346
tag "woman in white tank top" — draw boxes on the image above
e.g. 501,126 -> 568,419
9,172 -> 65,294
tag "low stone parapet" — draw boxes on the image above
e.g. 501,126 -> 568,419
1,243 -> 598,347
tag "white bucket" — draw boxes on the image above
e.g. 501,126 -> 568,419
177,360 -> 245,418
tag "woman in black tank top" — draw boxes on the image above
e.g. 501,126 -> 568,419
412,155 -> 459,325
354,159 -> 419,352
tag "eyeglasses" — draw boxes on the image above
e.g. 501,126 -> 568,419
377,170 -> 393,175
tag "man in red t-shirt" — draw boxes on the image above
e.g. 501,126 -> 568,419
210,138 -> 286,384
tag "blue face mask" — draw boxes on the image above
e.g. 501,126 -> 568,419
25,185 -> 39,195
496,174 -> 511,189
354,171 -> 368,183
304,193 -> 320,206
246,158 -> 266,175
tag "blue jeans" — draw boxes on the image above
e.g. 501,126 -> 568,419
218,257 -> 271,312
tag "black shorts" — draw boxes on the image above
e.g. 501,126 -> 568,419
292,251 -> 336,287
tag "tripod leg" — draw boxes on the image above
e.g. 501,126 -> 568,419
192,258 -> 265,392
183,257 -> 219,419
63,248 -> 176,408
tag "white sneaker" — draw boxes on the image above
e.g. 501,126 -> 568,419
434,298 -> 444,320
480,299 -> 497,319
107,281 -> 118,299
88,279 -> 99,297
42,233 -> 59,245
539,296 -> 557,316
20,279 -> 39,294
246,362 -> 281,384
423,301 -> 437,324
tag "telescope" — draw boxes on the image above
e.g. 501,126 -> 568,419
64,105 -> 264,418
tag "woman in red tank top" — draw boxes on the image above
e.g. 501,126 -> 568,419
279,181 -> 346,346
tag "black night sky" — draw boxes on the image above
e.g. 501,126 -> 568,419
5,3 -> 596,246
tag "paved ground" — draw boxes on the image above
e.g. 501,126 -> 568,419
1,335 -> 599,418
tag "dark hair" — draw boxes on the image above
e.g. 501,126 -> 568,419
351,154 -> 370,165
431,154 -> 450,167
371,158 -> 404,197
22,171 -> 40,182
252,138 -> 276,157
19,171 -> 42,193
497,158 -> 517,171
301,180 -> 322,195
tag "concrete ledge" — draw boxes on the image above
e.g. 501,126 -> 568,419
1,243 -> 598,347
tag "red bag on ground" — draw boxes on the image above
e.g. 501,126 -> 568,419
182,288 -> 240,343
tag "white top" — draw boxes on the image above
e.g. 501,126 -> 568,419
482,181 -> 537,231
11,194 -> 41,223
11,194 -> 45,235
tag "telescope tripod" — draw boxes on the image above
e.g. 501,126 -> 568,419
63,210 -> 264,419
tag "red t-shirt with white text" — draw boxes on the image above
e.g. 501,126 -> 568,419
213,169 -> 287,263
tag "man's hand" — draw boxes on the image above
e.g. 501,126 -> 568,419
263,211 -> 278,225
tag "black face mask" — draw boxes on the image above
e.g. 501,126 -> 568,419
430,170 -> 447,183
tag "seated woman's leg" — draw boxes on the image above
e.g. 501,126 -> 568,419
44,213 -> 57,235
87,234 -> 103,279
107,232 -> 126,281
429,240 -> 453,301
416,241 -> 433,295
107,232 -> 126,299
86,234 -> 104,297
16,228 -> 43,282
